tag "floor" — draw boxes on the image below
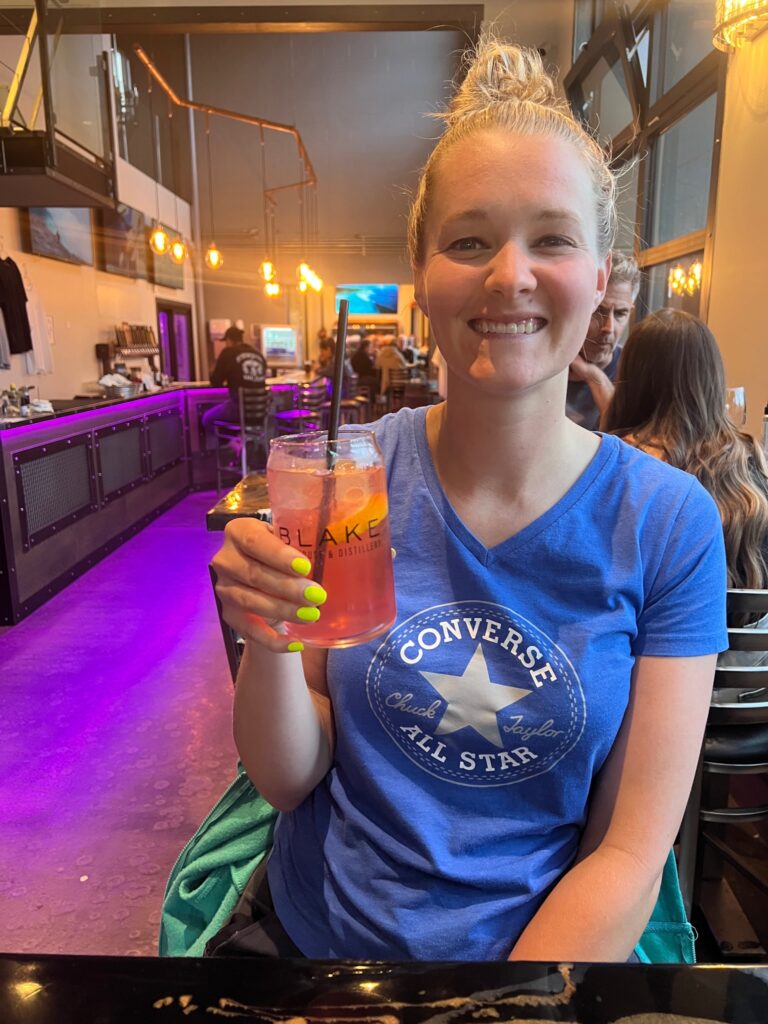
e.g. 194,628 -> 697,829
0,491 -> 237,956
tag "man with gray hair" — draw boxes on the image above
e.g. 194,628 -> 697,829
567,251 -> 641,429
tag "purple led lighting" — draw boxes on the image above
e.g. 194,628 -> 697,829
0,392 -> 186,439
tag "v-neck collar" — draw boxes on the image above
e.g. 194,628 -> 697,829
409,406 -> 616,567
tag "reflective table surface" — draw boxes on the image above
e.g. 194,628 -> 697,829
1,955 -> 767,1024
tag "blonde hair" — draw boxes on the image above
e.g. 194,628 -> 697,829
407,38 -> 618,265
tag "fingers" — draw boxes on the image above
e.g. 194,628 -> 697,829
211,517 -> 325,654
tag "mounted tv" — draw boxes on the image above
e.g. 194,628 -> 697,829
96,203 -> 149,280
151,247 -> 184,290
23,207 -> 94,266
261,324 -> 301,368
335,283 -> 398,316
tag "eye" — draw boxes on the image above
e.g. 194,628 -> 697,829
446,236 -> 486,252
537,235 -> 576,249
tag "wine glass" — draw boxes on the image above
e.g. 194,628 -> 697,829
725,386 -> 746,428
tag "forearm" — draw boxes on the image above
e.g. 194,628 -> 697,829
233,640 -> 333,812
508,845 -> 661,963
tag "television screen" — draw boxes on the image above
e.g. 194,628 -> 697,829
24,207 -> 94,266
96,203 -> 149,280
335,283 -> 399,316
151,246 -> 184,290
261,325 -> 300,366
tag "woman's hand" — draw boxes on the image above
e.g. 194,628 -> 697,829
210,518 -> 326,654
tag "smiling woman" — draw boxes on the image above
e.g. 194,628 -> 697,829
207,34 -> 727,965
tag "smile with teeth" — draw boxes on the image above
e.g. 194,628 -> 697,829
470,317 -> 546,336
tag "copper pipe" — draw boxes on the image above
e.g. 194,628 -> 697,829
133,45 -> 316,189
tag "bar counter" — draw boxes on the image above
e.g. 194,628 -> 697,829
1,953 -> 766,1023
0,385 -> 230,625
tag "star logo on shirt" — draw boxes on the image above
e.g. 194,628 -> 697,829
419,643 -> 532,748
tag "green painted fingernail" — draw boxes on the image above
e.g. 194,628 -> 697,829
287,641 -> 304,653
291,557 -> 312,576
303,584 -> 327,605
296,606 -> 321,622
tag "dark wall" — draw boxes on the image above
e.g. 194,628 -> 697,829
189,30 -> 464,246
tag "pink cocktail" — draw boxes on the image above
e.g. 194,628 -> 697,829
267,429 -> 396,647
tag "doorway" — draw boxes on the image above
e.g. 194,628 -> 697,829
156,301 -> 195,382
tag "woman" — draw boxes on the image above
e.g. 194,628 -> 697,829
210,39 -> 727,962
602,308 -> 768,591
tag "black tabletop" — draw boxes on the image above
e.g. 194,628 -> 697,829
1,954 -> 767,1024
206,475 -> 270,531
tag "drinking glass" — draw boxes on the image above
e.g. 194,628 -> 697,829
725,386 -> 746,428
267,428 -> 397,647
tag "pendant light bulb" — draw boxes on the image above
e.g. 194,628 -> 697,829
150,224 -> 170,256
205,242 -> 223,270
169,238 -> 187,264
260,259 -> 276,282
298,279 -> 308,293
265,281 -> 281,297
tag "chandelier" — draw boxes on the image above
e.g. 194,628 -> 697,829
713,0 -> 768,50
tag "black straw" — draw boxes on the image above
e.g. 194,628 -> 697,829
326,299 -> 349,468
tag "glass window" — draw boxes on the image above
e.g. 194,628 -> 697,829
651,0 -> 714,101
614,157 -> 641,254
573,0 -> 594,62
579,53 -> 633,144
643,251 -> 704,317
647,93 -> 716,247
48,34 -> 109,159
632,25 -> 650,86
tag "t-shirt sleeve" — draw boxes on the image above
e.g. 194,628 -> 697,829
210,349 -> 230,387
634,479 -> 729,657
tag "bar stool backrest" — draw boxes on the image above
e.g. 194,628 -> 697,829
239,383 -> 270,427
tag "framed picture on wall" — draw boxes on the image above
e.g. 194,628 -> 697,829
151,247 -> 184,290
22,208 -> 94,266
95,203 -> 150,280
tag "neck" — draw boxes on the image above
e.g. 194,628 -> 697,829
429,370 -> 581,492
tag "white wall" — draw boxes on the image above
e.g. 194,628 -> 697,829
707,32 -> 768,440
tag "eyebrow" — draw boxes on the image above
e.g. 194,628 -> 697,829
439,207 -> 585,228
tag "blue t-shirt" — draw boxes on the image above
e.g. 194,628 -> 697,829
268,406 -> 727,960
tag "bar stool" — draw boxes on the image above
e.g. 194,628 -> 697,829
272,379 -> 328,434
677,587 -> 768,956
213,384 -> 271,493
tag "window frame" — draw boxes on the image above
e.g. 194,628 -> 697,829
565,0 -> 726,321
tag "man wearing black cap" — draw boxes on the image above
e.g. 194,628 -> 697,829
202,325 -> 267,442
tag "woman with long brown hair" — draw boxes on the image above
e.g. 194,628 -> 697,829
603,307 -> 768,590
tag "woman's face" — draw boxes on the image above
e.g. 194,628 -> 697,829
414,131 -> 609,398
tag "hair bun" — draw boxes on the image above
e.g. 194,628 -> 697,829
446,39 -> 563,126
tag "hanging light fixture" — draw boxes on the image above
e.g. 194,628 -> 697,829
265,281 -> 281,297
259,259 -> 276,282
713,0 -> 768,50
203,111 -> 223,271
147,75 -> 169,256
165,100 -> 187,265
169,237 -> 187,264
298,262 -> 323,292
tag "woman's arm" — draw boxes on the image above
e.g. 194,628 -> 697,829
211,519 -> 334,811
508,652 -> 715,962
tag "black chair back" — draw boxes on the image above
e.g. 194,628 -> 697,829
239,382 -> 270,427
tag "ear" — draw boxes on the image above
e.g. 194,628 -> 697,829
594,252 -> 611,309
413,265 -> 429,317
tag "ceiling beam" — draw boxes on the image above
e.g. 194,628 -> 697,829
0,6 -> 483,36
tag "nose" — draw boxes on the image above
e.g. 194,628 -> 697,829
600,311 -> 616,336
484,241 -> 536,296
